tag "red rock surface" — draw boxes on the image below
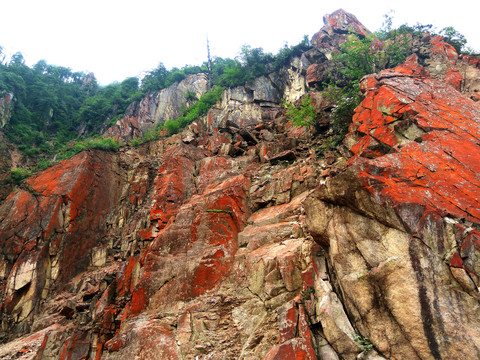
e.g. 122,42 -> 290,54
2,9 -> 480,360
348,54 -> 480,227
305,54 -> 480,360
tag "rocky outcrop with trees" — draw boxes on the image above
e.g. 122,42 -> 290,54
1,9 -> 480,360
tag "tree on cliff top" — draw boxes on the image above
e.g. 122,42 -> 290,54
286,15 -> 472,153
0,52 -> 144,157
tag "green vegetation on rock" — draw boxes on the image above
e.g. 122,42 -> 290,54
284,96 -> 318,129
164,86 -> 225,135
286,15 -> 471,152
0,53 -> 140,158
0,35 -> 312,166
325,28 -> 412,138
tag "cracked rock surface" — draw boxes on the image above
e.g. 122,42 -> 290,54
1,9 -> 480,360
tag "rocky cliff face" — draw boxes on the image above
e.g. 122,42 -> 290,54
104,73 -> 209,139
0,92 -> 14,129
105,51 -> 310,141
1,9 -> 480,360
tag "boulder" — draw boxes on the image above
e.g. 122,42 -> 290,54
305,55 -> 480,359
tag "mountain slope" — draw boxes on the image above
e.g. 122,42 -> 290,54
1,9 -> 480,360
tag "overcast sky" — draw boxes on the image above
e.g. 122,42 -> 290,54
1,0 -> 478,85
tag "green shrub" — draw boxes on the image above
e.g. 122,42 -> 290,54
439,26 -> 467,54
164,86 -> 224,135
84,137 -> 121,151
130,138 -> 143,147
10,167 -> 32,185
165,119 -> 181,135
36,158 -> 53,171
129,122 -> 165,147
284,95 -> 317,128
273,35 -> 311,71
333,34 -> 385,84
216,62 -> 248,88
56,136 -> 120,161
353,333 -> 373,353
184,90 -> 197,102
301,287 -> 315,301
315,134 -> 345,158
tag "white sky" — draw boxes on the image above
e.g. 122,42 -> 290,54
1,0 -> 478,85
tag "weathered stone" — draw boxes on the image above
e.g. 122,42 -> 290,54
305,56 -> 480,360
239,128 -> 258,145
269,149 -> 296,164
254,76 -> 281,102
0,91 -> 14,128
102,316 -> 181,360
105,74 -> 208,140
1,9 -> 480,360
309,8 -> 371,65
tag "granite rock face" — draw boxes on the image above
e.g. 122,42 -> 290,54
1,9 -> 480,360
104,74 -> 209,140
0,92 -> 14,129
105,56 -> 310,140
304,55 -> 480,360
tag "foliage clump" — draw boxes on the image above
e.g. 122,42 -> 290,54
141,64 -> 204,94
164,86 -> 224,135
57,137 -> 121,160
9,167 -> 32,185
283,96 -> 317,129
285,13 -> 474,153
353,333 -> 374,353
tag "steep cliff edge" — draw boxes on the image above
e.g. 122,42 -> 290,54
1,9 -> 480,360
103,57 -> 310,141
305,54 -> 480,360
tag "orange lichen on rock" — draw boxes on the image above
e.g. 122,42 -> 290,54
348,55 -> 480,223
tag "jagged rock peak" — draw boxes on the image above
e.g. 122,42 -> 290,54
320,8 -> 369,38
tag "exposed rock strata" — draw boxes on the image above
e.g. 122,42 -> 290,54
105,55 -> 310,141
104,74 -> 209,139
0,92 -> 14,128
1,8 -> 480,360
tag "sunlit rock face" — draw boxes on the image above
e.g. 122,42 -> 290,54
1,9 -> 480,360
104,73 -> 209,139
306,54 -> 480,360
0,92 -> 14,129
104,56 -> 310,141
